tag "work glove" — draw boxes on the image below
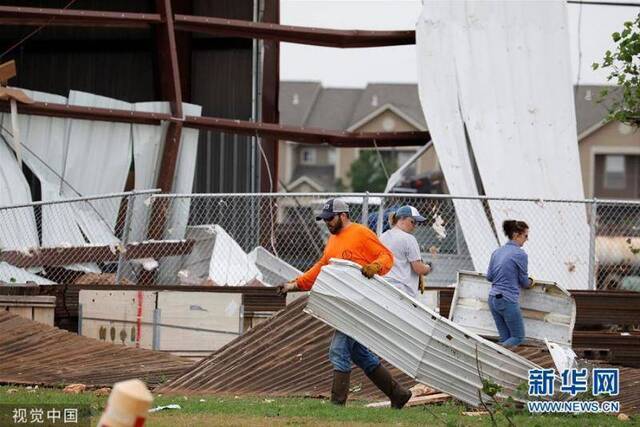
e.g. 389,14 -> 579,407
361,262 -> 381,279
528,277 -> 539,288
276,281 -> 297,295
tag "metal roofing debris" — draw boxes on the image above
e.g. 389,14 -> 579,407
177,225 -> 261,286
248,246 -> 302,286
158,292 -> 640,413
449,272 -> 576,346
305,260 -> 545,407
0,262 -> 53,285
417,1 -> 590,289
439,288 -> 640,330
157,295 -> 414,400
0,87 -> 203,282
0,138 -> 39,251
0,311 -> 192,387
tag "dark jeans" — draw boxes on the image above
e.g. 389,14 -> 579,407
328,330 -> 380,374
488,294 -> 525,347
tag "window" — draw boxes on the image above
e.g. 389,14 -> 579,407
594,154 -> 640,199
300,148 -> 316,165
328,149 -> 336,164
603,155 -> 626,190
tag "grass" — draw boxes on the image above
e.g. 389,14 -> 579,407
0,386 -> 636,426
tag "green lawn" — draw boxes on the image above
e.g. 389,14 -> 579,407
0,386 -> 636,426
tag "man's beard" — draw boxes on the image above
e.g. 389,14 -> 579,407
327,217 -> 344,234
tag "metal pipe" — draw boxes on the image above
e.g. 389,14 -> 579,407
115,192 -> 137,286
0,189 -> 160,210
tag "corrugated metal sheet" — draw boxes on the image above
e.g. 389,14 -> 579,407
0,263 -> 53,285
158,295 -> 414,400
450,272 -> 576,346
0,310 -> 193,387
248,246 -> 302,286
158,293 -> 640,413
305,260 -> 543,407
0,138 -> 39,250
417,1 -> 590,289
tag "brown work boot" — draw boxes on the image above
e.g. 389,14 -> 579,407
330,370 -> 351,405
366,364 -> 412,409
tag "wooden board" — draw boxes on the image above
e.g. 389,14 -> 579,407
79,290 -> 156,348
79,289 -> 243,356
156,291 -> 242,353
0,295 -> 55,325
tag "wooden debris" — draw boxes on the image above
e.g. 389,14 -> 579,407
63,383 -> 86,394
74,273 -> 133,286
463,411 -> 489,416
366,392 -> 450,408
409,383 -> 437,397
94,387 -> 111,397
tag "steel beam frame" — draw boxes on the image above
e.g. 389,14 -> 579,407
0,100 -> 429,147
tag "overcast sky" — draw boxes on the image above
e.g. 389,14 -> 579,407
280,0 -> 640,88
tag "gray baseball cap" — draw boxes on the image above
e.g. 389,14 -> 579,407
316,198 -> 349,220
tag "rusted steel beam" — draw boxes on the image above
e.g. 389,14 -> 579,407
0,6 -> 160,28
0,6 -> 414,47
0,101 -> 169,124
184,116 -> 429,147
174,15 -> 415,47
153,0 -> 184,194
0,100 -> 429,146
0,240 -> 195,268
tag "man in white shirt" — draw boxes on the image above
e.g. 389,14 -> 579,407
381,205 -> 432,298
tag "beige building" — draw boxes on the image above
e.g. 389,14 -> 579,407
279,83 -> 639,200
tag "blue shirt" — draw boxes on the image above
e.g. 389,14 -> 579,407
486,241 -> 530,303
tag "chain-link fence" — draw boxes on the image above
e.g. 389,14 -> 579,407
1,192 -> 639,291
0,190 -> 158,285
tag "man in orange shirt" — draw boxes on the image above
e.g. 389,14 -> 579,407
278,198 -> 412,409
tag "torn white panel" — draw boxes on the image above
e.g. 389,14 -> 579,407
63,91 -> 132,233
0,141 -> 39,250
0,262 -> 54,284
0,90 -> 106,273
415,4 -> 498,273
178,225 -> 261,286
177,225 -> 216,284
248,246 -> 301,286
246,246 -> 308,303
305,259 -> 548,407
209,225 -> 260,286
449,272 -> 576,346
130,102 -> 168,243
417,2 -> 589,288
546,339 -> 577,374
172,103 -> 201,194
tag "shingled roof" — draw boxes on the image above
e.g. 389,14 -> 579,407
280,82 -> 616,137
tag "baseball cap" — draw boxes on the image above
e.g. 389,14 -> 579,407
316,198 -> 349,220
395,205 -> 426,222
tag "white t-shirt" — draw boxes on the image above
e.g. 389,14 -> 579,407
380,227 -> 422,298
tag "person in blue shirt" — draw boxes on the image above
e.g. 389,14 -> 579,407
486,220 -> 532,348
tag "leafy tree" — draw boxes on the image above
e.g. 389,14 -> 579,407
347,150 -> 397,192
593,14 -> 640,127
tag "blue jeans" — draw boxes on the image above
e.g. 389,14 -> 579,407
488,295 -> 525,347
329,330 -> 380,374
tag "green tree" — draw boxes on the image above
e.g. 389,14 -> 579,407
347,150 -> 397,192
593,13 -> 640,127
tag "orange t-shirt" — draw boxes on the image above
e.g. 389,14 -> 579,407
295,223 -> 394,291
